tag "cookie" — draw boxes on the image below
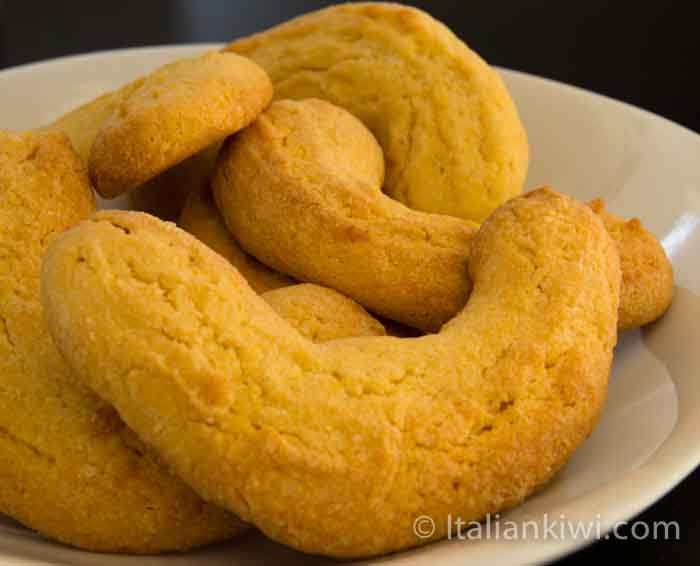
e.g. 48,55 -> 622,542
213,98 -> 475,331
590,199 -> 674,329
41,188 -> 620,557
46,51 -> 272,198
224,2 -> 528,222
0,130 -> 239,552
213,98 -> 673,331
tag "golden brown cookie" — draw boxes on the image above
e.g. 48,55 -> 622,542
0,130 -> 239,552
224,2 -> 528,222
213,98 -> 673,331
46,51 -> 272,198
590,199 -> 674,329
213,98 -> 475,331
42,188 -> 620,557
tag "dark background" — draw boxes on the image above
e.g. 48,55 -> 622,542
1,0 -> 698,563
2,0 -> 699,134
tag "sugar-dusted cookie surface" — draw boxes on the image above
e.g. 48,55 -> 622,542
46,51 -> 272,198
0,130 -> 239,552
42,188 -> 619,557
224,2 -> 528,222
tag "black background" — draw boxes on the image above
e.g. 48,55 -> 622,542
1,1 -> 698,563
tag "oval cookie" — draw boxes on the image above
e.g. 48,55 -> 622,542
46,51 -> 272,198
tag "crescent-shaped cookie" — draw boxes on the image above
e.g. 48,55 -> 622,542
42,188 -> 620,557
224,2 -> 529,222
213,98 -> 673,331
0,130 -> 239,552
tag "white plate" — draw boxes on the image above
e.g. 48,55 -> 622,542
1,45 -> 699,566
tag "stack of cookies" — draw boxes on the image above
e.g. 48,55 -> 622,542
0,3 -> 673,559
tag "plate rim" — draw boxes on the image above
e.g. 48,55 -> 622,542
2,42 -> 699,141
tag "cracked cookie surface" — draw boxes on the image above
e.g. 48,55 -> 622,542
0,130 -> 239,552
42,188 -> 619,557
